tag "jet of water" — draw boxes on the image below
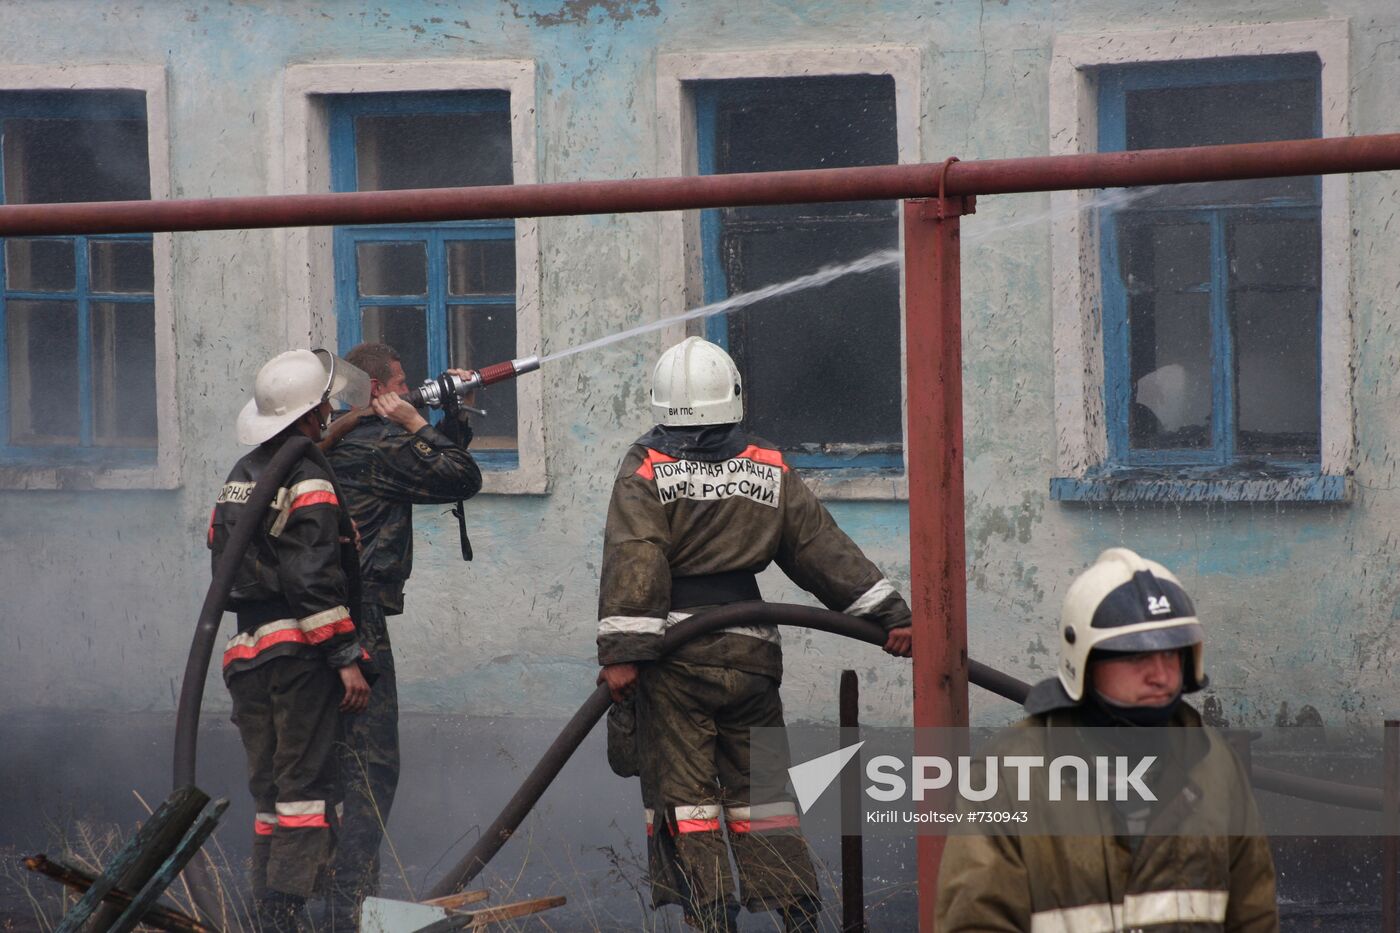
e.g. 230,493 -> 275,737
539,185 -> 1159,365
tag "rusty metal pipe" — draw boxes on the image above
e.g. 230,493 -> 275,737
2,134 -> 1399,237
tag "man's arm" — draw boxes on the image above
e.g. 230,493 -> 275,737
596,453 -> 672,699
271,467 -> 369,712
935,835 -> 1032,932
354,392 -> 483,505
774,469 -> 913,656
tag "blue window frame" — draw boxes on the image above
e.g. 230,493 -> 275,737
694,76 -> 902,471
329,92 -> 519,467
1098,56 -> 1322,473
0,90 -> 156,464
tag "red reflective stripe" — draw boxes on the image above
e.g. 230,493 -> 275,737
288,490 -> 338,512
277,813 -> 330,829
207,508 -> 216,546
221,617 -> 353,666
727,815 -> 801,833
634,449 -> 677,481
673,818 -> 722,834
254,820 -> 275,836
738,445 -> 788,472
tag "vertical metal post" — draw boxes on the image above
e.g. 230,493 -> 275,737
903,186 -> 974,933
840,670 -> 866,933
1384,719 -> 1399,933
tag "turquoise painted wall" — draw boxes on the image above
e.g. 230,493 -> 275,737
1,0 -> 1398,732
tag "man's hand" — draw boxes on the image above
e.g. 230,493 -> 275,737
883,626 -> 913,658
338,664 -> 371,713
597,663 -> 639,703
371,391 -> 429,434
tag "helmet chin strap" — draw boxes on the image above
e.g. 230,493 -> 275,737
1086,689 -> 1183,727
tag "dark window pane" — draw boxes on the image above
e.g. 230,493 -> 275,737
1121,67 -> 1318,207
1120,221 -> 1210,293
361,306 -> 428,388
705,75 -> 900,451
355,110 -> 512,191
447,240 -> 515,296
91,301 -> 157,446
449,304 -> 517,448
725,222 -> 901,449
5,238 -> 75,291
357,242 -> 427,296
1129,292 -> 1213,450
1230,219 -> 1319,288
89,240 -> 154,294
2,117 -> 150,204
6,299 -> 79,445
1233,290 -> 1320,457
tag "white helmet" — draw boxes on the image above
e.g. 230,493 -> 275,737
236,348 -> 371,445
1058,548 -> 1207,702
650,336 -> 743,426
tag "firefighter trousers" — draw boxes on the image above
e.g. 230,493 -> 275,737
637,657 -> 818,917
327,603 -> 400,925
229,655 -> 342,899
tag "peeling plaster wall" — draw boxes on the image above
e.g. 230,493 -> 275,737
0,0 -> 1398,738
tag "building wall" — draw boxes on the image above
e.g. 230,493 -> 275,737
0,0 -> 1397,739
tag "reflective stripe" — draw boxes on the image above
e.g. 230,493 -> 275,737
268,479 -> 339,536
276,800 -> 325,816
222,607 -> 354,667
278,813 -> 330,829
844,578 -> 897,619
598,615 -> 666,636
663,611 -> 781,646
644,805 -> 723,836
254,813 -> 278,836
1030,890 -> 1229,933
737,444 -> 788,472
1030,903 -> 1119,933
726,802 -> 801,833
1124,890 -> 1228,925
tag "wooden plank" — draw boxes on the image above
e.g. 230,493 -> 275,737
106,799 -> 229,933
460,895 -> 566,926
55,785 -> 209,933
21,855 -> 216,933
420,890 -> 490,910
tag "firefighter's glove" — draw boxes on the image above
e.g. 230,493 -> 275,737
883,625 -> 913,658
598,662 -> 639,704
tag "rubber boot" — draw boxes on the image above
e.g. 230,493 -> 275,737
780,895 -> 822,933
255,890 -> 305,933
685,898 -> 741,933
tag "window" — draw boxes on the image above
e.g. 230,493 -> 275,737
1098,56 -> 1321,471
329,92 -> 520,461
694,76 -> 901,470
0,90 -> 156,462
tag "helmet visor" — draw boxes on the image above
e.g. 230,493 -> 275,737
313,349 -> 372,410
1093,619 -> 1203,656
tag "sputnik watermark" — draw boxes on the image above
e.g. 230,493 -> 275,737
788,742 -> 1157,812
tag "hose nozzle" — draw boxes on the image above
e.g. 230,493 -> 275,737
405,355 -> 541,409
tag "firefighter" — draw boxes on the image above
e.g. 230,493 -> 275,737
209,349 -> 372,932
319,342 -> 482,929
596,336 -> 914,932
936,548 -> 1279,931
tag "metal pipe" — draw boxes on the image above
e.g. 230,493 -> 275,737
904,191 -> 973,933
2,134 -> 1399,236
839,670 -> 866,933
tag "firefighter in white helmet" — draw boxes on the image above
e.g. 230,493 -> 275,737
209,349 -> 372,932
596,337 -> 914,932
937,548 -> 1278,931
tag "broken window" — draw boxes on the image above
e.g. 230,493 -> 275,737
329,92 -> 519,457
0,91 -> 156,456
694,76 -> 901,469
1099,56 -> 1322,469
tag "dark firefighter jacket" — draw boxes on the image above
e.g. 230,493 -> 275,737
209,438 -> 362,681
936,699 -> 1279,932
597,424 -> 911,682
325,413 -> 481,613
